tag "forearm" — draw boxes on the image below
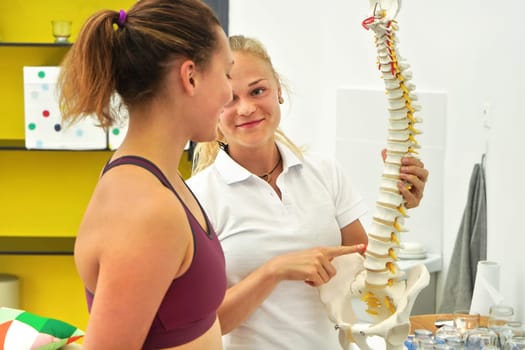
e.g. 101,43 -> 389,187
341,219 -> 368,247
218,261 -> 280,334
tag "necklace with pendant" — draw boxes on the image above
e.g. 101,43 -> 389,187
259,155 -> 282,183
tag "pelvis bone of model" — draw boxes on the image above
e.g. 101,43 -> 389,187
318,1 -> 430,349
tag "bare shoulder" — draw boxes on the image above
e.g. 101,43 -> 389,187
76,164 -> 193,283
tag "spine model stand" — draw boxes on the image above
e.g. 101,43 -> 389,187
319,1 -> 430,349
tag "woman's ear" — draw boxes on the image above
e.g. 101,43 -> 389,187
180,60 -> 197,96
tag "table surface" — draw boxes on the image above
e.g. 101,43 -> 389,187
410,313 -> 488,333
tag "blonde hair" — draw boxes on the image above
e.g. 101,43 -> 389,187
192,35 -> 303,174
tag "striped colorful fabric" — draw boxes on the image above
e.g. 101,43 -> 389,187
0,307 -> 84,350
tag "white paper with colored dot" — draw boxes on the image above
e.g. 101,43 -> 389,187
23,66 -> 108,150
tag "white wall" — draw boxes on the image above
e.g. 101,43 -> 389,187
230,0 -> 525,320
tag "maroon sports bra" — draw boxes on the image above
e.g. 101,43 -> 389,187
85,156 -> 226,349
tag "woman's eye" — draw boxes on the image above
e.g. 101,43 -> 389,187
252,87 -> 265,96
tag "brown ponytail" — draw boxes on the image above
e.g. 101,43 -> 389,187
59,0 -> 220,128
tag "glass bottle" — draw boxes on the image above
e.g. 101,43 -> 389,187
419,338 -> 437,350
415,328 -> 434,348
465,327 -> 499,350
446,336 -> 465,350
488,305 -> 514,329
503,336 -> 525,350
454,310 -> 480,339
405,334 -> 417,350
436,325 -> 462,344
500,322 -> 525,349
488,305 -> 515,348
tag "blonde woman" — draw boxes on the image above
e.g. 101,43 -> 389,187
188,35 -> 428,349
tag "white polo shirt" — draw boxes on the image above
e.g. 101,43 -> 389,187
187,142 -> 368,350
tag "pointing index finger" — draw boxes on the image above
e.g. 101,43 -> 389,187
326,244 -> 367,258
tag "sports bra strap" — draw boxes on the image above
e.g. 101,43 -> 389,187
102,155 -> 176,192
101,155 -> 212,238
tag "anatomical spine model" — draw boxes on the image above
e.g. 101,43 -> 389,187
319,1 -> 430,349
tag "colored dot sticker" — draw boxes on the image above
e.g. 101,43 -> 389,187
38,71 -> 46,79
76,129 -> 84,137
112,128 -> 120,136
42,84 -> 49,91
28,123 -> 36,130
42,110 -> 50,117
54,123 -> 62,132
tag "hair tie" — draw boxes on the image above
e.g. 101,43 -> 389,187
117,9 -> 127,28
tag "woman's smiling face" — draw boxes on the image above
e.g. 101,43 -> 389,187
218,52 -> 282,150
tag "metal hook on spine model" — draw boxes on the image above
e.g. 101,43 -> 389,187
368,0 -> 401,20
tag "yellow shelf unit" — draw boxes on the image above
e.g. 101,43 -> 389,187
0,150 -> 111,238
